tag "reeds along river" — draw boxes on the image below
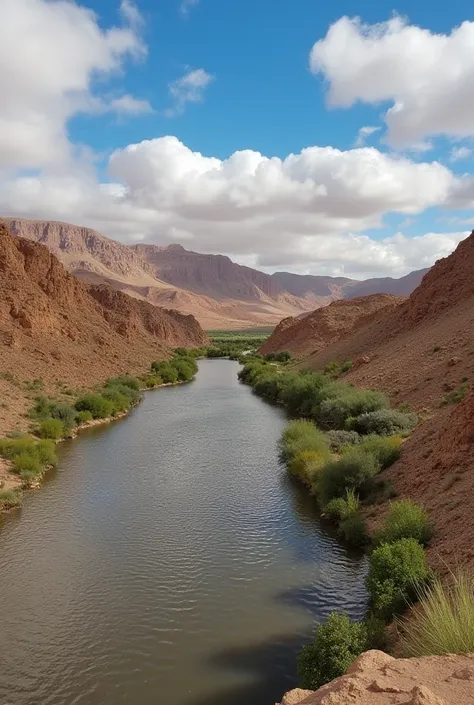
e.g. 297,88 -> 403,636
0,359 -> 367,705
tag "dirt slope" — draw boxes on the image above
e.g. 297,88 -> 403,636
0,221 -> 207,437
5,218 -> 426,329
260,294 -> 405,357
278,650 -> 474,705
302,232 -> 474,411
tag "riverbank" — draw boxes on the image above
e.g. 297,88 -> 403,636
0,355 -> 200,517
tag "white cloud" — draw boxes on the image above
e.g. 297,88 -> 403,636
355,125 -> 380,147
165,69 -> 215,117
450,146 -> 472,162
108,95 -> 153,115
0,0 -> 146,169
180,0 -> 200,17
310,16 -> 474,146
120,0 -> 143,27
1,135 -> 470,278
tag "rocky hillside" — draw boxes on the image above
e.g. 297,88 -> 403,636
260,294 -> 405,357
301,232 -> 474,411
0,221 -> 207,436
4,218 -> 426,329
278,650 -> 474,704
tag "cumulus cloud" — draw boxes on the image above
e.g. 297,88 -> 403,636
1,135 -> 470,277
310,16 -> 474,146
355,126 -> 381,147
165,69 -> 215,117
0,0 -> 146,169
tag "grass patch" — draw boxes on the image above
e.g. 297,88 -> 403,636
400,572 -> 474,657
0,489 -> 22,510
374,499 -> 433,546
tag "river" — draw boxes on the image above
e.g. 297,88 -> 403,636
0,360 -> 367,705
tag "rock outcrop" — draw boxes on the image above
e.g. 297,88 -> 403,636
277,650 -> 474,704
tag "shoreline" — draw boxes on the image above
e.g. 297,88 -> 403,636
0,377 -> 193,517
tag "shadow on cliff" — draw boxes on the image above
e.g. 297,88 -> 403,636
188,630 -> 310,705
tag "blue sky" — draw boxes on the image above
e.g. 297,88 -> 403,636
1,0 -> 474,277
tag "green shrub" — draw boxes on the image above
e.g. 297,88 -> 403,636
348,409 -> 418,436
442,383 -> 469,406
341,360 -> 353,373
338,513 -> 369,548
35,440 -> 57,466
151,363 -> 179,384
0,435 -> 37,460
38,418 -> 64,440
375,499 -> 433,546
289,449 -> 330,488
75,394 -> 114,419
279,420 -> 329,465
12,452 -> 43,476
318,389 -> 389,430
50,404 -> 77,432
143,375 -> 163,389
106,375 -> 140,391
75,410 -> 93,424
0,490 -> 22,509
367,538 -> 430,619
326,430 -> 361,452
324,488 -> 360,522
298,613 -> 368,689
324,361 -> 342,378
318,450 -> 380,505
101,388 -> 130,414
29,395 -> 55,420
400,572 -> 474,657
359,435 -> 403,469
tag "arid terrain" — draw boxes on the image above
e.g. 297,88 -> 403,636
278,650 -> 474,705
4,218 -> 426,330
0,220 -> 207,440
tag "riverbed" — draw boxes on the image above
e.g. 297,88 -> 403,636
0,360 -> 367,705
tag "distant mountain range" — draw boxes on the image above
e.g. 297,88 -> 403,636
4,218 -> 428,329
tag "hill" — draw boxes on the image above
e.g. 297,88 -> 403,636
302,232 -> 474,411
0,221 -> 206,437
4,218 -> 426,329
259,294 -> 405,357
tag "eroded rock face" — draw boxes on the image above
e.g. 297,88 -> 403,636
276,651 -> 474,705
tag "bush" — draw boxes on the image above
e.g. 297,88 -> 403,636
35,440 -> 57,466
38,418 -> 64,440
279,420 -> 329,465
375,499 -> 433,546
289,449 -> 329,488
50,404 -> 77,432
318,389 -> 389,430
324,361 -> 342,378
12,451 -> 43,476
341,360 -> 353,373
359,435 -> 403,469
442,383 -> 469,406
326,430 -> 361,452
75,394 -> 114,419
0,490 -> 21,510
75,410 -> 93,424
142,375 -> 163,389
338,513 -> 369,548
348,409 -> 418,436
400,572 -> 474,657
367,538 -> 430,619
298,613 -> 368,689
324,488 -> 360,522
106,375 -> 140,391
318,450 -> 380,505
151,363 -> 179,384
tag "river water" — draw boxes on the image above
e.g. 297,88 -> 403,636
0,360 -> 367,705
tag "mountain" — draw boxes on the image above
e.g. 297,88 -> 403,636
301,232 -> 474,411
0,221 -> 207,437
259,294 -> 405,357
4,218 -> 426,329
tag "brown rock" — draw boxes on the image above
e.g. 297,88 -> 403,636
447,357 -> 462,367
407,685 -> 446,705
280,689 -> 314,704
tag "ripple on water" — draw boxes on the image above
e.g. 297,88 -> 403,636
0,360 -> 367,705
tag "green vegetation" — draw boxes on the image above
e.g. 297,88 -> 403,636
318,450 -> 380,504
0,436 -> 57,486
442,382 -> 469,406
326,430 -> 361,452
348,409 -> 418,436
279,420 -> 329,465
401,572 -> 474,657
374,499 -> 433,546
39,419 -> 64,440
367,538 -> 430,619
298,613 -> 370,690
0,489 -> 22,510
358,435 -> 403,470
